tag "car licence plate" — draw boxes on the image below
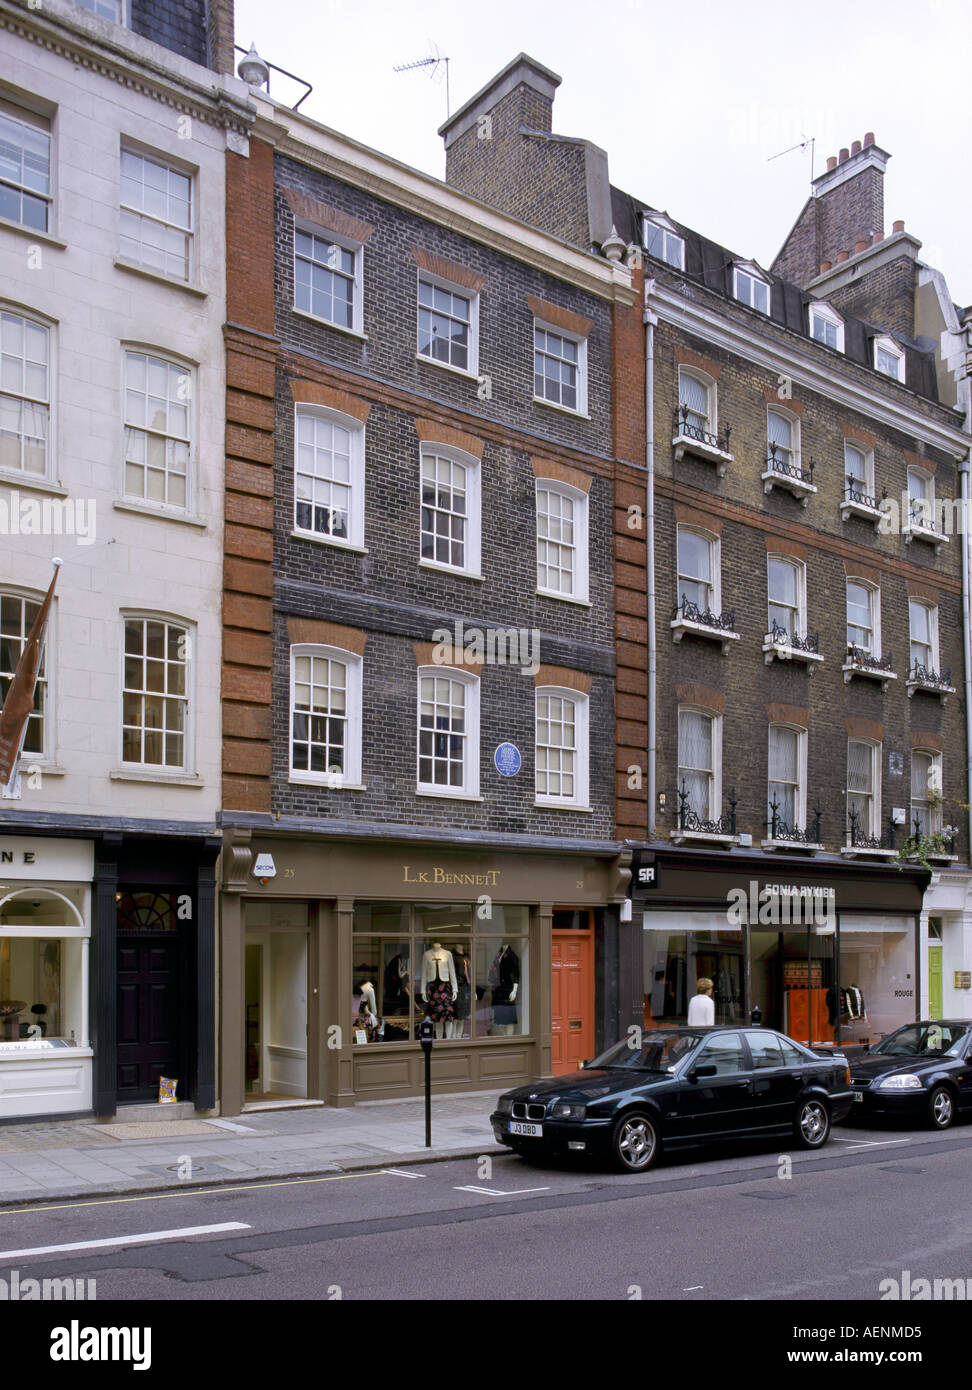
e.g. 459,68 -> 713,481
509,1120 -> 542,1137
852,1090 -> 864,1102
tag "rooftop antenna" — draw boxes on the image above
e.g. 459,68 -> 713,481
394,43 -> 451,119
768,134 -> 816,186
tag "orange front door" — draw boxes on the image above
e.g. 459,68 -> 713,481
552,931 -> 594,1075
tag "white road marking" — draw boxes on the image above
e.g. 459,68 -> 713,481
683,1285 -> 704,1291
381,1168 -> 427,1179
204,1119 -> 259,1134
830,1137 -> 912,1149
454,1185 -> 551,1196
0,1222 -> 250,1262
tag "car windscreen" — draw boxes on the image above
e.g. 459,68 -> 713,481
872,1024 -> 970,1057
587,1033 -> 702,1072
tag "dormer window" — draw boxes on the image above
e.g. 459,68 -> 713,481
809,302 -> 844,352
874,334 -> 904,381
643,215 -> 684,270
733,265 -> 770,315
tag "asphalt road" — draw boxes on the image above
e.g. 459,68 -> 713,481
1,1116 -> 970,1302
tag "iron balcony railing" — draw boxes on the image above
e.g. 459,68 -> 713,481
908,816 -> 956,856
908,500 -> 946,535
846,644 -> 894,674
768,618 -> 820,654
908,661 -> 953,691
847,809 -> 898,851
767,795 -> 823,846
674,594 -> 737,633
672,405 -> 732,454
676,781 -> 738,837
766,442 -> 814,486
845,478 -> 888,511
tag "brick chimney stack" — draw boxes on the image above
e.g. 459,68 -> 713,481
439,53 -> 613,251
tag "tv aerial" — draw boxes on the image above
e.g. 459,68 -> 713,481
394,43 -> 451,119
768,134 -> 816,185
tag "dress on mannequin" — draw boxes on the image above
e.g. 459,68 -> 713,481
421,943 -> 458,1038
449,946 -> 471,1039
489,944 -> 520,1034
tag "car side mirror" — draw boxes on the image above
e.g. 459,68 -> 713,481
691,1064 -> 717,1081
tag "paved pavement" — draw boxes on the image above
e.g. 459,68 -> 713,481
0,1091 -> 506,1204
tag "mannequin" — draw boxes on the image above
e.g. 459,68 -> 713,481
448,944 -> 471,1039
354,981 -> 379,1042
421,942 -> 458,1039
489,943 -> 520,1036
686,976 -> 715,1026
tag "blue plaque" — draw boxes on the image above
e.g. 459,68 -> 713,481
494,742 -> 522,777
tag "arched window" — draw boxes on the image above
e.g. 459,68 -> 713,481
289,644 -> 363,787
535,686 -> 589,809
416,666 -> 480,798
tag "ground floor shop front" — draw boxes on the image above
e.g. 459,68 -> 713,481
631,846 -> 930,1049
218,828 -> 634,1114
0,827 -> 217,1121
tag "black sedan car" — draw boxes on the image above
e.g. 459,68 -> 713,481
490,1025 -> 854,1172
849,1020 -> 972,1129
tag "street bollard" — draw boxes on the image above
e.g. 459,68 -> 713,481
418,1015 -> 434,1147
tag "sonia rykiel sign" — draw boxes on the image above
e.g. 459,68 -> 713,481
726,881 -> 836,930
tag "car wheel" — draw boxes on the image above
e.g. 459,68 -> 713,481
794,1098 -> 830,1149
928,1085 -> 954,1130
611,1110 -> 659,1173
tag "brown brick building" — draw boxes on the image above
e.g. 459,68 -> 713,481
441,57 -> 972,1048
217,62 -> 638,1112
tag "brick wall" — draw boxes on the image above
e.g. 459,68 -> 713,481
130,0 -> 208,67
443,81 -> 594,249
652,316 -> 967,858
774,156 -> 885,285
827,257 -> 917,340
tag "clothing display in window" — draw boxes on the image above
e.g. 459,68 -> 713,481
421,944 -> 458,1028
489,945 -> 520,1027
382,953 -> 410,1015
451,947 -> 471,1020
841,984 -> 866,1020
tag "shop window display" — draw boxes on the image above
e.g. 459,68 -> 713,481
643,922 -> 744,1026
837,919 -> 917,1045
0,888 -> 87,1047
354,903 -> 529,1043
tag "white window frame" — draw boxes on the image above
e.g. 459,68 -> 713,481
911,749 -> 942,838
808,302 -> 844,352
845,578 -> 880,654
874,334 -> 904,381
677,366 -> 716,436
418,443 -> 481,578
0,98 -> 52,235
676,526 -> 720,614
122,347 -> 194,513
0,305 -> 53,482
766,554 -> 806,640
908,598 -> 939,675
767,723 -> 807,833
292,403 -> 366,551
535,479 -> 590,604
0,585 -> 54,766
75,0 -> 127,21
766,404 -> 801,472
119,612 -> 193,774
677,705 -> 723,823
846,738 -> 881,840
293,219 -> 363,336
642,215 -> 685,270
534,686 -> 590,810
733,265 -> 771,315
533,318 -> 588,417
118,143 -> 194,284
843,440 -> 874,500
288,643 -> 363,788
416,270 -> 479,379
416,665 -> 480,800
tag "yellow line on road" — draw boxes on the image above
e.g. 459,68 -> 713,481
0,1169 -> 386,1217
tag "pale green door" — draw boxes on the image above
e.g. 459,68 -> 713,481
928,945 -> 943,1019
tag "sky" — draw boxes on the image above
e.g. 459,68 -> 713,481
234,0 -> 972,308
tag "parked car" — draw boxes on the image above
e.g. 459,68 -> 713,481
490,1025 -> 854,1172
848,1020 -> 972,1129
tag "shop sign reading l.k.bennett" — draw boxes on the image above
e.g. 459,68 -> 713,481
403,866 -> 501,886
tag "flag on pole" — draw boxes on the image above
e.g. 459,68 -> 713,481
0,559 -> 61,787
